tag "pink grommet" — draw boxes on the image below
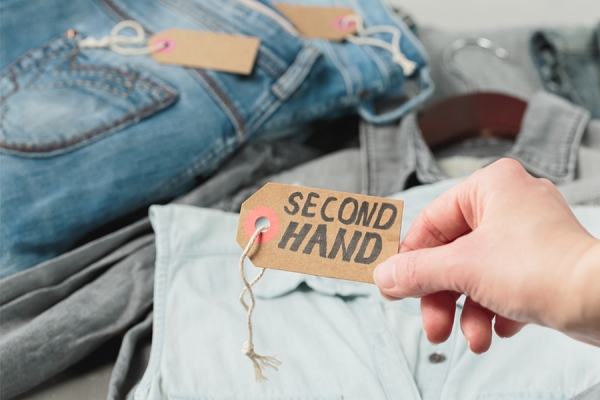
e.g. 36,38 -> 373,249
153,38 -> 177,53
333,15 -> 356,31
244,206 -> 280,244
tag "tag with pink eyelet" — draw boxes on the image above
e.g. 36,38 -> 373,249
236,183 -> 404,284
274,4 -> 357,40
148,29 -> 261,75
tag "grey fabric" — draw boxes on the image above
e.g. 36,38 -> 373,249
0,218 -> 151,305
1,245 -> 156,400
504,91 -> 590,183
360,91 -> 596,197
0,141 -> 320,400
419,27 -> 544,106
571,382 -> 600,400
360,114 -> 444,197
531,24 -> 600,118
107,312 -> 153,400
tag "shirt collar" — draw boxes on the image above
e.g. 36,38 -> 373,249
361,91 -> 590,191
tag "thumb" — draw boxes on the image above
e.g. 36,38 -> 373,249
373,240 -> 476,299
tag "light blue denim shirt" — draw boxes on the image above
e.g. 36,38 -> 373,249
137,179 -> 600,400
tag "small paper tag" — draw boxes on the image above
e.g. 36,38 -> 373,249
149,29 -> 260,75
236,183 -> 404,284
274,4 -> 357,41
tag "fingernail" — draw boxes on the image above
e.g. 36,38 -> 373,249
467,340 -> 482,355
373,257 -> 397,289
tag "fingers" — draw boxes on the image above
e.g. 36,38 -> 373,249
494,315 -> 526,338
399,183 -> 474,253
460,297 -> 495,354
421,291 -> 461,344
421,294 -> 526,349
374,238 -> 477,298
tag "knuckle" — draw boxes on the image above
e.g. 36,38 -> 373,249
490,158 -> 526,178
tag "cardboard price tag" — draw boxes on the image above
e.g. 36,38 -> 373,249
149,29 -> 260,75
236,183 -> 403,284
274,4 -> 357,41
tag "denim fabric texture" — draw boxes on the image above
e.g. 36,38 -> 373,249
531,24 -> 600,118
419,27 -> 544,107
137,182 -> 600,400
0,141 -> 321,400
0,0 -> 432,278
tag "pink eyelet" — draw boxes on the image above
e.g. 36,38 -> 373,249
333,15 -> 356,31
152,38 -> 177,53
244,206 -> 280,244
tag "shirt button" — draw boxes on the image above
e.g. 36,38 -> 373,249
429,352 -> 446,364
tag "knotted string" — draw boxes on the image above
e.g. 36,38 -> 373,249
78,20 -> 165,55
239,226 -> 281,382
342,14 -> 417,76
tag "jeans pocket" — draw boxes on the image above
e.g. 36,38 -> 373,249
0,33 -> 178,158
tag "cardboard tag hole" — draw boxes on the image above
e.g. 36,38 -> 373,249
255,217 -> 271,231
152,38 -> 176,53
333,15 -> 356,32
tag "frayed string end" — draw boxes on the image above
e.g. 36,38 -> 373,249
242,341 -> 281,382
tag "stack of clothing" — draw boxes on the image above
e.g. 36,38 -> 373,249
1,0 -> 599,399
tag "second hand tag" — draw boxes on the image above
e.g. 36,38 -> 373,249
274,4 -> 357,41
149,29 -> 261,75
236,183 -> 404,284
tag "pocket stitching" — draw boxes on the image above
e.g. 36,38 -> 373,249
0,92 -> 176,153
0,38 -> 178,154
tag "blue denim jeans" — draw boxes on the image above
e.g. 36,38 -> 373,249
0,0 -> 432,277
531,24 -> 600,118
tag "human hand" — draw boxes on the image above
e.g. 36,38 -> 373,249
374,159 -> 600,353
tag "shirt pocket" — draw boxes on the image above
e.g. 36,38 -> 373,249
0,33 -> 178,158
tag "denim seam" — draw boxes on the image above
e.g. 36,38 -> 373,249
24,50 -> 59,88
509,109 -> 587,178
365,124 -> 377,195
0,93 -> 174,154
532,32 -> 586,107
0,45 -> 177,154
248,97 -> 282,134
271,44 -> 320,100
322,42 -> 353,100
191,69 -> 247,140
146,138 -> 236,202
359,123 -> 372,195
362,45 -> 391,91
99,0 -> 132,22
96,0 -> 249,141
28,80 -> 133,98
5,48 -> 153,107
0,37 -> 71,102
337,43 -> 364,96
50,65 -> 146,90
1,41 -> 167,100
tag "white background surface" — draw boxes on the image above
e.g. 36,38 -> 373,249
388,0 -> 599,30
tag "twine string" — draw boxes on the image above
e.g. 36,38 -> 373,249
342,14 -> 417,76
239,225 -> 282,382
78,20 -> 165,55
